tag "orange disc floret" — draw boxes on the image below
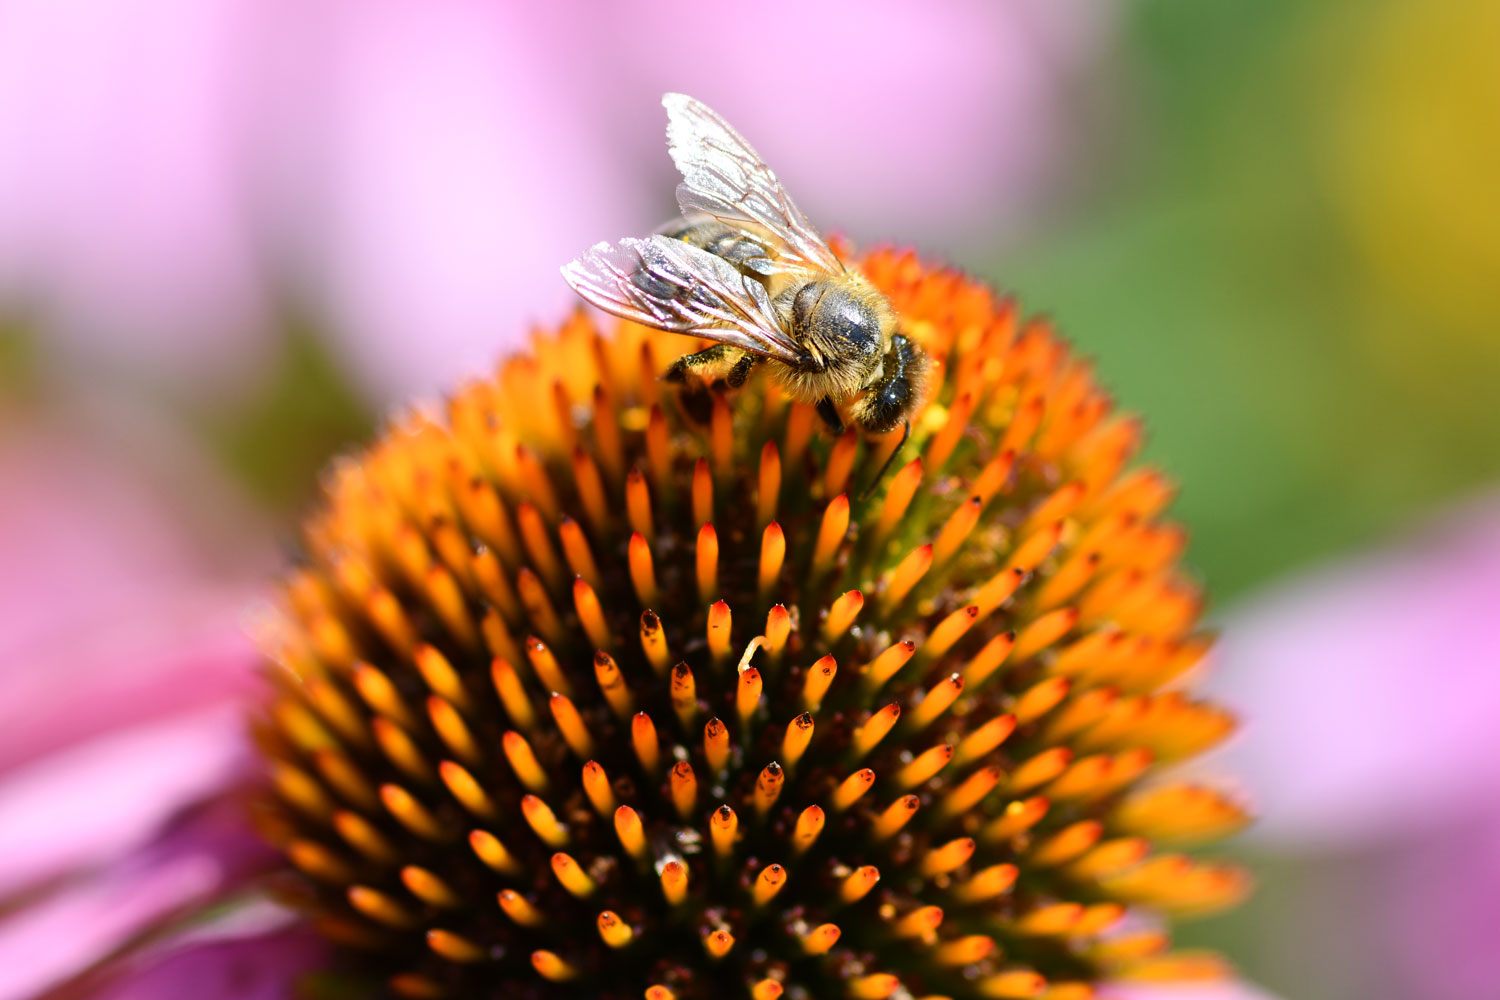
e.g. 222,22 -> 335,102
255,249 -> 1250,999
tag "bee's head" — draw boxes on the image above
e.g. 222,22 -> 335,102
790,278 -> 894,378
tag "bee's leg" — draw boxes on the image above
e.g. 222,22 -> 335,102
816,396 -> 846,436
725,352 -> 761,388
665,344 -> 739,383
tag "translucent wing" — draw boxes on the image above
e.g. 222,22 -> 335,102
663,92 -> 845,276
561,234 -> 806,365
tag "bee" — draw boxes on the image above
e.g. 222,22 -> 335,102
562,93 -> 926,487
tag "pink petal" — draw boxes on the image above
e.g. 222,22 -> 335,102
0,703 -> 255,899
0,795 -> 272,1000
1209,493 -> 1500,845
89,925 -> 324,1000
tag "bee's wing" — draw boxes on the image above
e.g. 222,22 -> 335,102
561,234 -> 806,365
663,93 -> 845,277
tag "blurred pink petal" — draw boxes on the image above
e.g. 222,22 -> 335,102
0,420 -> 267,773
0,703 -> 252,899
0,0 -> 274,394
1211,493 -> 1500,845
1101,984 -> 1284,1000
0,794 -> 273,1000
87,925 -> 323,1000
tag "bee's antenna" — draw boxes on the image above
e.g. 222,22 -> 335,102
858,420 -> 911,503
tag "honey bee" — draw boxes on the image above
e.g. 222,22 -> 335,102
562,93 -> 926,485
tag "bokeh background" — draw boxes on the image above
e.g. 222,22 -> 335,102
2,2 -> 1497,999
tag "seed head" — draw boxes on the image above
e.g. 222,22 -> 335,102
256,249 -> 1250,999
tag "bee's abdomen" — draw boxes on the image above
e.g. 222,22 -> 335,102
663,220 -> 773,272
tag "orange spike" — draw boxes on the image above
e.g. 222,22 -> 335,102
516,502 -> 564,588
801,655 -> 837,711
938,765 -> 1002,819
753,761 -> 784,816
530,950 -> 578,982
574,577 -> 612,651
670,760 -> 699,819
549,692 -> 594,759
473,548 -> 523,623
645,405 -> 671,494
591,385 -> 624,481
468,829 -> 520,875
1008,748 -> 1074,794
737,668 -> 763,731
439,760 -> 497,820
759,522 -> 786,599
692,457 -> 714,526
924,606 -> 980,660
824,429 -> 859,497
764,604 -> 791,660
882,543 -> 933,611
964,630 -> 1017,690
973,447 -> 1017,503
708,600 -> 733,664
348,885 -> 417,929
822,590 -> 864,643
848,974 -> 899,999
792,804 -> 825,854
925,392 -> 976,474
428,696 -> 480,766
597,909 -> 634,948
757,440 -> 781,525
952,862 -> 1020,903
570,449 -> 610,535
628,533 -> 659,607
524,636 -> 573,698
801,922 -> 841,955
812,494 -> 850,574
613,804 -> 649,860
710,803 -> 738,858
336,811 -> 399,865
497,888 -> 544,927
1013,608 -> 1080,661
704,717 -> 730,773
753,863 -> 787,905
906,673 -> 964,733
840,865 -> 881,904
932,496 -> 983,565
380,784 -> 445,841
520,794 -> 567,847
557,517 -> 600,588
875,457 -> 923,541
696,523 -> 720,602
632,711 -> 661,774
781,712 -> 815,770
625,468 -> 654,544
920,837 -> 976,877
894,744 -> 953,789
870,794 -> 921,840
515,568 -> 563,646
935,935 -> 996,966
784,402 -> 815,467
639,609 -> 670,675
581,759 -> 617,817
862,640 -> 917,692
893,905 -> 944,940
490,657 -> 536,731
711,394 -> 734,477
670,662 -> 698,728
982,796 -> 1052,842
660,859 -> 689,905
372,718 -> 432,782
751,982 -> 782,1000
354,664 -> 416,728
551,851 -> 596,897
850,702 -> 902,759
703,928 -> 736,959
954,713 -> 1018,767
831,768 -> 876,811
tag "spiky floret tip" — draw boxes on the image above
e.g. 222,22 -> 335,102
255,247 -> 1250,1000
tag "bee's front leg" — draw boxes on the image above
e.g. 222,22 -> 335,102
816,397 -> 845,436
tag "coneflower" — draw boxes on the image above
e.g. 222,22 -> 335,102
255,248 -> 1249,999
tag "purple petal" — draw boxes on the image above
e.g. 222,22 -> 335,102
88,924 -> 324,1000
0,703 -> 256,899
0,794 -> 273,1000
1100,984 -> 1285,1000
